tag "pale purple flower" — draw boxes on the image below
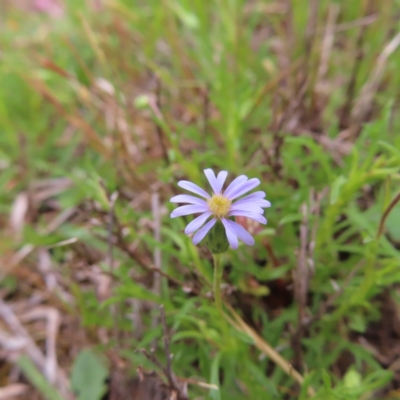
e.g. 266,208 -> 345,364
170,169 -> 271,249
34,0 -> 64,17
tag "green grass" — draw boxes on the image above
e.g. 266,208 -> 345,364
1,1 -> 400,399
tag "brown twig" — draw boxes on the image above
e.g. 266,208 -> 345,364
90,205 -> 204,297
291,189 -> 327,369
304,0 -> 320,58
0,299 -> 74,400
153,77 -> 170,165
100,230 -> 198,294
139,349 -> 168,375
291,203 -> 309,370
316,14 -> 377,35
317,3 -> 340,82
338,0 -> 372,128
0,244 -> 34,280
224,303 -> 316,397
0,384 -> 28,399
267,78 -> 309,177
307,261 -> 365,327
151,193 -> 162,348
20,307 -> 61,385
92,226 -> 200,296
160,305 -> 179,391
377,191 -> 400,239
97,184 -> 120,346
202,84 -> 210,136
152,193 -> 162,295
138,306 -> 188,400
349,23 -> 400,134
107,191 -> 119,271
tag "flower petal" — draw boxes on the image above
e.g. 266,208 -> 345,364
221,218 -> 238,249
234,199 -> 271,209
184,211 -> 212,234
170,194 -> 208,206
228,210 -> 267,224
223,175 -> 248,199
192,218 -> 217,245
225,219 -> 255,246
216,171 -> 228,193
235,191 -> 266,202
204,169 -> 220,194
227,178 -> 261,200
171,204 -> 209,218
230,203 -> 265,214
178,180 -> 211,199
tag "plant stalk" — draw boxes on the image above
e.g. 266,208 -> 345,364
213,253 -> 223,313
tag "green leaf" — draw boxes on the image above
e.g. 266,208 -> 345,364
245,360 -> 278,396
16,355 -> 65,400
386,203 -> 400,241
322,369 -> 332,389
349,314 -> 367,333
378,140 -> 400,159
298,372 -> 316,400
344,368 -> 362,388
279,213 -> 302,225
209,352 -> 221,400
330,176 -> 347,205
71,349 -> 108,400
169,1 -> 199,29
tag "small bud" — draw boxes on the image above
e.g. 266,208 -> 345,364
205,220 -> 229,254
134,94 -> 151,109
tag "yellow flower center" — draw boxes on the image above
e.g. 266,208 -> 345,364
207,194 -> 231,219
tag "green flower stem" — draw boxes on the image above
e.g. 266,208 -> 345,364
213,253 -> 223,313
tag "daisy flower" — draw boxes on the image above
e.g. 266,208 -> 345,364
170,169 -> 271,249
